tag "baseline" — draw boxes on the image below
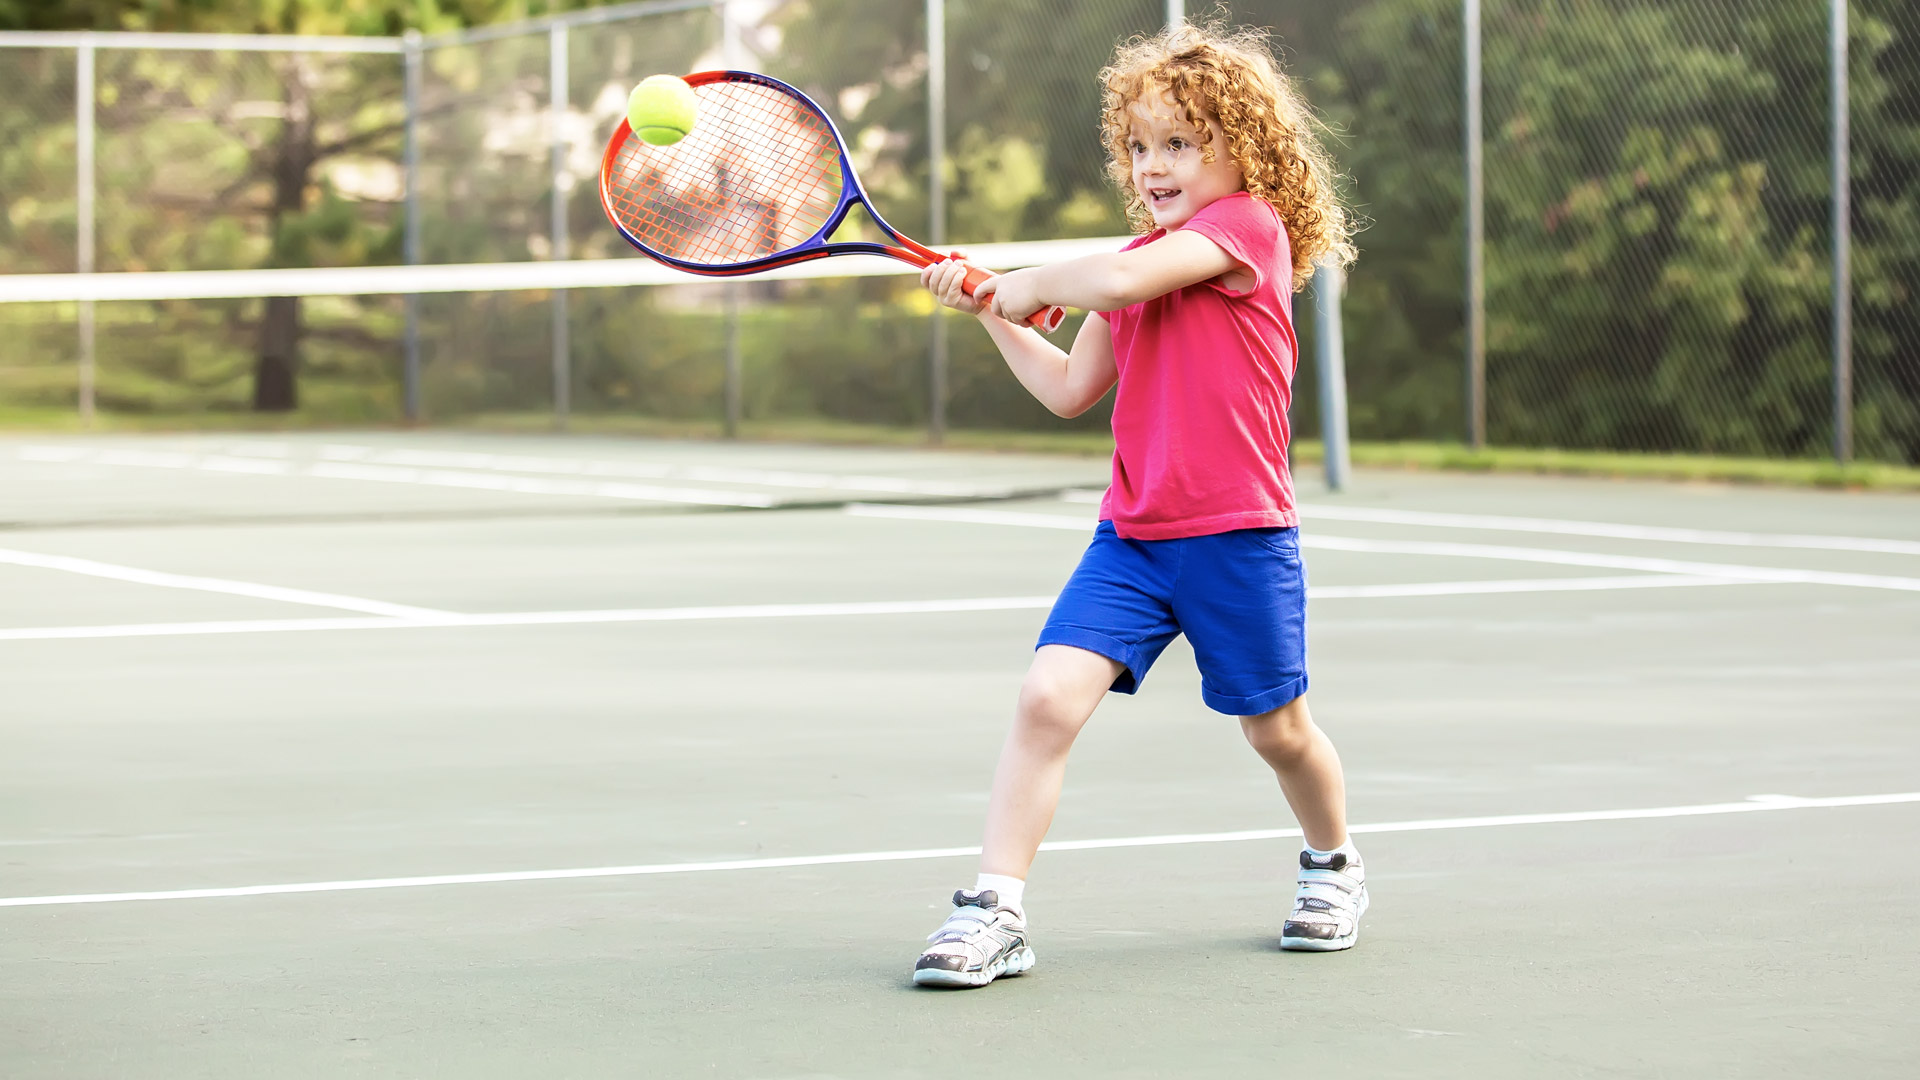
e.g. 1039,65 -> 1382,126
4,791 -> 1913,909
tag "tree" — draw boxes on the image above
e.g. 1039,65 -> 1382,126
3,1 -> 602,411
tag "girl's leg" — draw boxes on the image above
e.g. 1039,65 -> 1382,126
979,644 -> 1126,879
1239,694 -> 1348,851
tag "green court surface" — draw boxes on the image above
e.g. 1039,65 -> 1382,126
3,431 -> 1917,1078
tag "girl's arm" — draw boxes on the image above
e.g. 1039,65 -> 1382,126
922,259 -> 1117,419
980,231 -> 1245,323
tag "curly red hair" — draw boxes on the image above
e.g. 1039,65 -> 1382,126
1100,21 -> 1355,290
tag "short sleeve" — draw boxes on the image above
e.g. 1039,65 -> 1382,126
1180,192 -> 1286,298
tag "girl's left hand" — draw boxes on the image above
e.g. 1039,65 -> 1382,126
974,268 -> 1045,325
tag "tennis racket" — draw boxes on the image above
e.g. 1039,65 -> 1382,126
598,70 -> 1066,333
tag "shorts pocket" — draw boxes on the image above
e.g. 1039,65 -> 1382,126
1247,527 -> 1300,557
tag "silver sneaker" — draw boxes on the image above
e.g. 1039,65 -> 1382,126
912,889 -> 1035,988
1281,849 -> 1369,951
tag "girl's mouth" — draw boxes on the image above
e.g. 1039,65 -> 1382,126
1147,187 -> 1181,206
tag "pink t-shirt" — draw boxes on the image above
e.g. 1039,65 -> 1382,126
1098,191 -> 1300,540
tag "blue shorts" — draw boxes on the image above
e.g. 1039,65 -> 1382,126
1038,521 -> 1308,716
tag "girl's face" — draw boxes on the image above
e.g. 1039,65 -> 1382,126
1126,89 -> 1245,231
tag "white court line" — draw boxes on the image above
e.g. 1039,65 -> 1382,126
0,547 -> 450,618
4,790 -> 1913,909
1299,501 -> 1920,557
848,503 -> 1096,530
311,445 -> 1020,498
18,444 -> 1022,501
0,575 -> 1744,643
306,461 -> 776,508
0,597 -> 1061,642
14,446 -> 774,509
1058,488 -> 1920,557
1309,574 -> 1735,599
846,504 -> 1920,593
1304,534 -> 1920,592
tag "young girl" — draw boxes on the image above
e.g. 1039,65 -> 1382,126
911,22 -> 1362,989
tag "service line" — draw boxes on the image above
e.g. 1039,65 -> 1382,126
1057,489 -> 1920,557
0,575 -> 1741,643
845,504 -> 1920,592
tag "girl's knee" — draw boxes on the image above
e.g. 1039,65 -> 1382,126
1242,696 -> 1314,761
1014,671 -> 1096,745
1016,674 -> 1081,738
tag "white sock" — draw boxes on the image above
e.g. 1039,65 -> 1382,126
1304,839 -> 1360,865
974,872 -> 1025,914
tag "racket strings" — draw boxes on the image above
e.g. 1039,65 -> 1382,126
605,80 -> 844,267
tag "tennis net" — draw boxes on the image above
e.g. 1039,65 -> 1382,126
0,237 -> 1135,436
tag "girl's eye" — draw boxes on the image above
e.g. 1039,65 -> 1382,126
1129,141 -> 1146,154
1168,138 -> 1186,151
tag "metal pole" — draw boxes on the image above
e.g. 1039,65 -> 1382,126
76,38 -> 96,427
1314,259 -> 1351,493
549,21 -> 571,430
1463,0 -> 1486,450
1830,0 -> 1852,464
927,0 -> 947,443
402,30 -> 422,422
724,285 -> 742,438
1166,0 -> 1184,28
722,0 -> 743,436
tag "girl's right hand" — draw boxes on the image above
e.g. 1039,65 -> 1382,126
920,257 -> 992,317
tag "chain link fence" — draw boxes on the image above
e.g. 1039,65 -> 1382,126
0,45 -> 78,411
2,2 -> 1915,466
1855,0 -> 1920,464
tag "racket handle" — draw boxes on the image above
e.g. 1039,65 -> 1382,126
958,264 -> 1068,334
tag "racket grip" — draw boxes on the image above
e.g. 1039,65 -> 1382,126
958,265 -> 1068,334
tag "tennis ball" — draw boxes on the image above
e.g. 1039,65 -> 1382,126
627,74 -> 697,147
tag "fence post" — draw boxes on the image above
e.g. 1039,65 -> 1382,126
1314,259 -> 1350,493
927,0 -> 947,443
549,21 -> 572,430
1167,0 -> 1184,28
75,36 -> 96,427
1463,0 -> 1486,451
402,30 -> 422,422
1830,0 -> 1852,464
722,0 -> 743,437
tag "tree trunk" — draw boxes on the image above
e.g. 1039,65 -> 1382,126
253,56 -> 317,412
253,295 -> 301,410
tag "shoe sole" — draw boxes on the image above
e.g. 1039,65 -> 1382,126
912,945 -> 1035,988
1280,929 -> 1358,951
1280,887 -> 1368,952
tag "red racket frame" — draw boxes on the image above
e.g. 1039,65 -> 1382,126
599,70 -> 1064,333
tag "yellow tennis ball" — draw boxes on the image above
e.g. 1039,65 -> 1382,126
627,74 -> 697,147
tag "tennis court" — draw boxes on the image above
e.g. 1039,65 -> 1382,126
3,430 -> 1916,1077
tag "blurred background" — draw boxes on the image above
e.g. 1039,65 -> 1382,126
0,0 -> 1915,468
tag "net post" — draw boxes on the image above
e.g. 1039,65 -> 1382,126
549,21 -> 572,431
76,36 -> 96,427
1463,0 -> 1486,452
1314,258 -> 1350,493
1830,0 -> 1852,465
403,30 -> 423,423
926,0 -> 948,444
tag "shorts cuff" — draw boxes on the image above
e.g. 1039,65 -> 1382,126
1035,626 -> 1146,695
1202,673 -> 1309,716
